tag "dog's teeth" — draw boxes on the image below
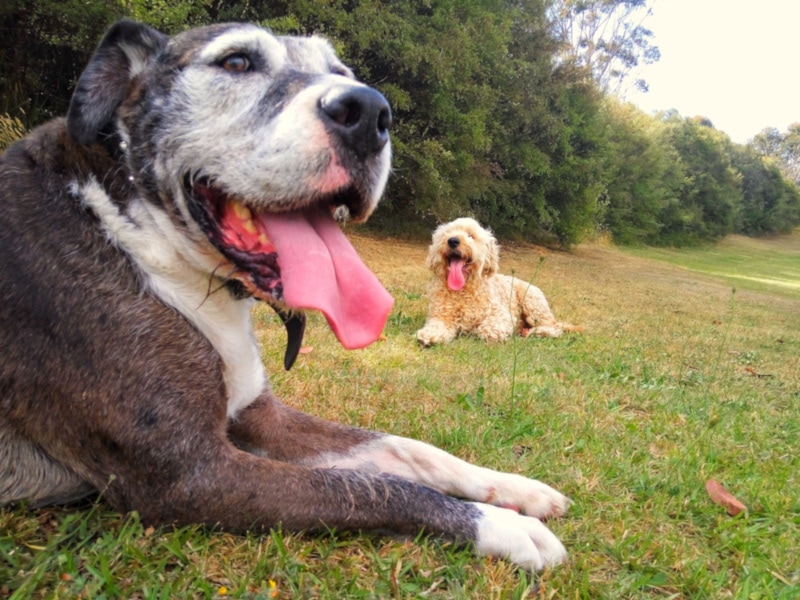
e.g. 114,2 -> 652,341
231,201 -> 252,220
242,219 -> 258,235
258,233 -> 271,246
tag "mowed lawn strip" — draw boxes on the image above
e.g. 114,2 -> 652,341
624,234 -> 800,299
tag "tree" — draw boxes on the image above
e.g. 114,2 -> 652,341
600,100 -> 683,244
0,0 -> 208,126
0,0 -> 117,124
6,0 -> 699,247
731,145 -> 800,235
782,123 -> 800,186
656,114 -> 742,245
752,124 -> 800,189
538,77 -> 607,246
548,0 -> 660,95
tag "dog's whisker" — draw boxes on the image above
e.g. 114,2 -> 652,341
198,263 -> 240,307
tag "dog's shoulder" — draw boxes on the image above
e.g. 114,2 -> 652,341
0,117 -> 196,331
0,121 -> 230,422
1,119 -> 133,219
4,119 -> 92,176
0,122 -> 151,324
2,121 -> 104,269
1,118 -> 67,165
1,120 -> 68,206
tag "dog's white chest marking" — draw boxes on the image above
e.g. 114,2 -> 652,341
77,178 -> 266,417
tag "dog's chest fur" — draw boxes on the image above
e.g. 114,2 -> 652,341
75,155 -> 266,418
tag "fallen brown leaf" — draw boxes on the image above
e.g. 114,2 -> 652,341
705,479 -> 746,516
298,346 -> 313,354
744,366 -> 774,378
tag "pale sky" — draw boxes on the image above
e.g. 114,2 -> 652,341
626,0 -> 800,144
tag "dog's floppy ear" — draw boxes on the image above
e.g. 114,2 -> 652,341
67,20 -> 167,146
425,225 -> 448,276
481,231 -> 500,277
425,241 -> 444,275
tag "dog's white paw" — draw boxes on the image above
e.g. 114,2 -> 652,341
471,503 -> 567,571
416,326 -> 451,346
416,328 -> 436,346
482,473 -> 570,519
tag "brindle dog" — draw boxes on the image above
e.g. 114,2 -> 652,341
0,21 -> 568,571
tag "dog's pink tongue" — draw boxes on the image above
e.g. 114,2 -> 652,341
447,258 -> 466,291
259,208 -> 393,349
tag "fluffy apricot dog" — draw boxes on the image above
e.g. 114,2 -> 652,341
416,218 -> 579,346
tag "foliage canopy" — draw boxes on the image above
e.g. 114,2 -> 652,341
1,0 -> 798,246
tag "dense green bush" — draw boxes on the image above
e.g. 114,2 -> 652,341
2,0 -> 797,245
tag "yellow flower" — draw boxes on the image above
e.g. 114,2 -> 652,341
217,586 -> 228,596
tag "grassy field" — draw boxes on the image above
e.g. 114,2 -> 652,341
2,232 -> 799,599
624,235 -> 800,300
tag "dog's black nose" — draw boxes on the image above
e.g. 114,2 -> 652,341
448,237 -> 460,249
320,86 -> 392,159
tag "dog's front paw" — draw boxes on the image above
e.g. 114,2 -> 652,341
483,473 -> 570,519
416,327 -> 436,346
416,326 -> 450,346
471,503 -> 567,571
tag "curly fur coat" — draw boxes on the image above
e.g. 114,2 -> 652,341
416,218 -> 580,346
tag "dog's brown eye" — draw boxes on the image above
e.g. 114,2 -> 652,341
221,54 -> 251,72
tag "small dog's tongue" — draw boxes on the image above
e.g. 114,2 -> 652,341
447,257 -> 466,291
259,207 -> 393,349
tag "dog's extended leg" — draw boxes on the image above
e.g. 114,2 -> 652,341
416,317 -> 459,346
514,280 -> 565,338
320,434 -> 569,517
230,394 -> 569,518
157,443 -> 567,572
228,394 -> 568,569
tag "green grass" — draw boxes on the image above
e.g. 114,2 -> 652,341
2,233 -> 799,599
623,234 -> 800,300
